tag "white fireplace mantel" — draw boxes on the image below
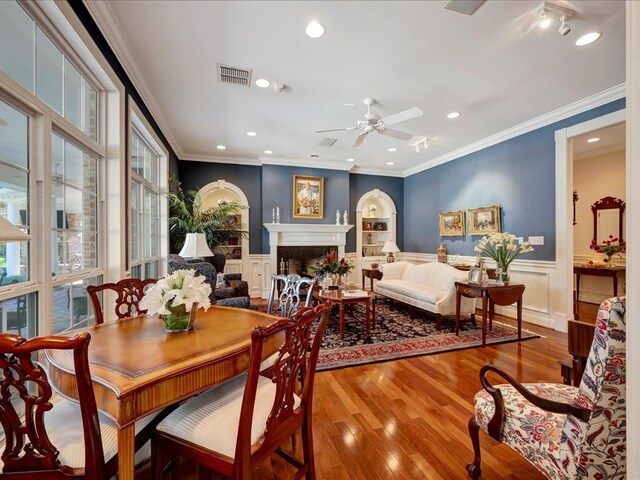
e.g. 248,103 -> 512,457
263,223 -> 354,280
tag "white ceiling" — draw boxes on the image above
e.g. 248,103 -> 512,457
88,0 -> 626,175
573,121 -> 625,160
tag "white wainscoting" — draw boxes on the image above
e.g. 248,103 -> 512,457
248,254 -> 271,298
399,253 -> 560,331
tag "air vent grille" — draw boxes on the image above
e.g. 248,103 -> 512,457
217,64 -> 252,86
444,0 -> 486,15
318,138 -> 337,147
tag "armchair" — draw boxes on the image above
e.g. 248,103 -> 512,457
167,254 -> 250,308
467,297 -> 626,479
208,252 -> 249,299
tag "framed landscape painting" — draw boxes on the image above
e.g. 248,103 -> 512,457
293,175 -> 324,219
439,210 -> 465,236
467,205 -> 501,235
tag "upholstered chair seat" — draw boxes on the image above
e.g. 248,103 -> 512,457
467,297 -> 626,479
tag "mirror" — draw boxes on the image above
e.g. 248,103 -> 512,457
592,196 -> 625,245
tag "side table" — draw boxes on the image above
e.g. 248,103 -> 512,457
362,268 -> 383,291
455,281 -> 526,346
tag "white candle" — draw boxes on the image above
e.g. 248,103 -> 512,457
276,206 -> 280,216
272,208 -> 275,220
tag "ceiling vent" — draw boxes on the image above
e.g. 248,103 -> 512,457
444,0 -> 486,15
217,64 -> 252,86
318,138 -> 337,147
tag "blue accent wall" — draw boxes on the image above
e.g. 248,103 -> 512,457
177,162 -> 263,254
349,173 -> 404,252
403,98 -> 625,261
261,165 -> 350,254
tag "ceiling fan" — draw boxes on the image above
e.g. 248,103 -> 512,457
316,98 -> 423,148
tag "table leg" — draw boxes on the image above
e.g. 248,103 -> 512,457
481,294 -> 488,346
488,300 -> 494,331
372,297 -> 376,329
365,301 -> 371,337
455,289 -> 461,336
362,273 -> 365,290
117,424 -> 136,480
613,273 -> 618,297
339,304 -> 345,339
517,297 -> 523,340
575,273 -> 581,320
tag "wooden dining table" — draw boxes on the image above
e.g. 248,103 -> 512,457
45,305 -> 283,480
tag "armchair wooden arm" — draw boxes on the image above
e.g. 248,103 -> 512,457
479,364 -> 591,441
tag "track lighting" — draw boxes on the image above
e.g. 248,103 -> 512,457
411,137 -> 429,153
535,2 -> 575,36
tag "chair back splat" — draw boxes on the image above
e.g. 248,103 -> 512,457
0,332 -> 104,479
266,274 -> 317,318
87,278 -> 157,324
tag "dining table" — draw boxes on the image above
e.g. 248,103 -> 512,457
44,305 -> 283,480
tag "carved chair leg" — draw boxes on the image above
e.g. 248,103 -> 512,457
470,313 -> 477,326
466,416 -> 482,479
302,421 -> 316,480
435,313 -> 442,331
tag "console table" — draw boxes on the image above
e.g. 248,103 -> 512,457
455,281 -> 526,346
573,264 -> 625,319
362,268 -> 383,291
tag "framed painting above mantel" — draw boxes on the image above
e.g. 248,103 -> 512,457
293,175 -> 324,219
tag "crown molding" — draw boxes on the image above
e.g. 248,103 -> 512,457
403,83 -> 626,177
259,156 -> 354,171
180,154 -> 261,166
83,0 -> 184,157
350,166 -> 404,177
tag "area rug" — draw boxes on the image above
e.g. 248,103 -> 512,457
307,301 -> 541,371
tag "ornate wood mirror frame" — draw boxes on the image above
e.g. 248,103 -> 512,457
591,196 -> 625,245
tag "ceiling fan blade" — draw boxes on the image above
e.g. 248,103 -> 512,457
380,107 -> 423,126
380,128 -> 413,141
315,127 -> 359,133
352,131 -> 368,148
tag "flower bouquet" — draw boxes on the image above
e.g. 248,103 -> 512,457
140,269 -> 212,332
310,250 -> 353,289
475,233 -> 534,285
590,235 -> 626,267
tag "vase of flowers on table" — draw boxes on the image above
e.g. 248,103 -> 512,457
590,235 -> 626,268
140,269 -> 212,332
311,250 -> 353,290
475,233 -> 534,285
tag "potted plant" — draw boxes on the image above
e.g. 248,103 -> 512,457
168,176 -> 248,254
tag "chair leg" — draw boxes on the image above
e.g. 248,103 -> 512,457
435,313 -> 442,331
301,422 -> 316,480
466,417 -> 482,479
151,439 -> 163,480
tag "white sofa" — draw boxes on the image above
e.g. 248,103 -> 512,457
373,261 -> 476,330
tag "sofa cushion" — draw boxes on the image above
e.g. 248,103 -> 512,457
379,261 -> 409,280
376,279 -> 446,304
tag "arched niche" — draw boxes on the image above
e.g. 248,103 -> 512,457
198,180 -> 250,278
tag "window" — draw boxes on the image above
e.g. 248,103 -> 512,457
130,130 -> 161,280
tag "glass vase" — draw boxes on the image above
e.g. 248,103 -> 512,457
160,303 -> 198,333
496,265 -> 510,286
606,254 -> 615,268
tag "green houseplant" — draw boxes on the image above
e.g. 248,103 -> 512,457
168,176 -> 248,254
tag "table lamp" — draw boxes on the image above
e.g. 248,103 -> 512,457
179,233 -> 214,258
381,240 -> 400,263
0,215 -> 31,241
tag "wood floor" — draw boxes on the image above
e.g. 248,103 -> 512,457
139,303 -> 601,480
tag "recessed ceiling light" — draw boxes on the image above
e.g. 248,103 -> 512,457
386,161 -> 395,165
447,111 -> 461,119
264,150 -> 273,154
216,145 -> 226,150
346,158 -> 355,162
388,147 -> 397,152
587,137 -> 600,143
246,131 -> 257,137
305,21 -> 325,38
255,78 -> 271,88
575,32 -> 601,46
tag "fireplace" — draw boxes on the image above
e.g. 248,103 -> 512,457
277,246 -> 336,276
263,223 -> 353,296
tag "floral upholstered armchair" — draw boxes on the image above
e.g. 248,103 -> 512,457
167,254 -> 250,309
467,296 -> 626,479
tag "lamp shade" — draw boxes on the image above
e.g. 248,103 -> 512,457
0,215 -> 30,242
178,233 -> 214,258
381,240 -> 400,254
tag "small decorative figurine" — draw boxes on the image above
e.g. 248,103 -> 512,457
369,205 -> 377,217
336,210 -> 341,225
343,210 -> 348,225
437,243 -> 447,263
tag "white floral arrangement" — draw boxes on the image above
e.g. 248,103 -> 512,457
140,269 -> 212,316
474,232 -> 534,271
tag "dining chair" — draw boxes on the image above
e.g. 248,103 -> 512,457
151,302 -> 332,480
86,278 -> 157,324
0,332 -> 164,478
266,274 -> 317,317
467,296 -> 626,479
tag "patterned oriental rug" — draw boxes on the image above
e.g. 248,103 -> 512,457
307,301 -> 541,371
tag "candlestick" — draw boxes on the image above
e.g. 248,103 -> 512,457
272,208 -> 275,223
276,206 -> 280,224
